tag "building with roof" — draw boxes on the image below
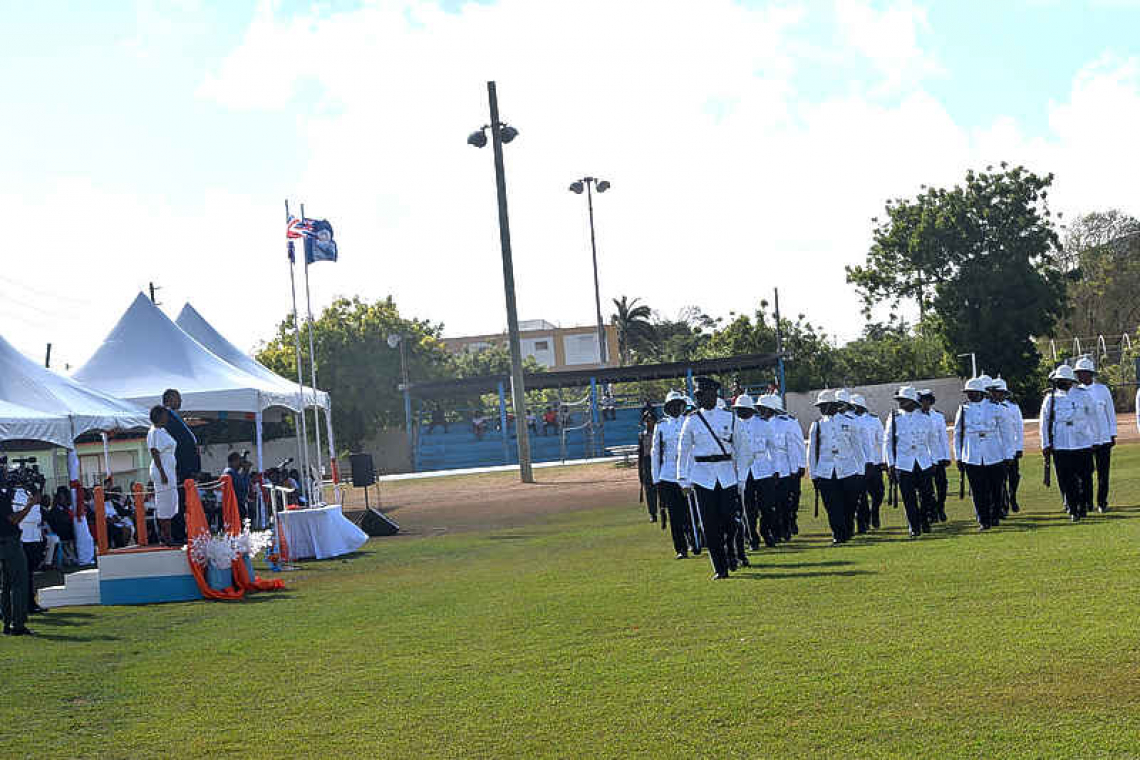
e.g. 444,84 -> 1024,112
442,320 -> 620,372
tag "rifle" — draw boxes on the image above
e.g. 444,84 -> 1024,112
1043,385 -> 1056,488
888,410 -> 899,508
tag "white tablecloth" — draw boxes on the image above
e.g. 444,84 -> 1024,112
278,505 -> 368,560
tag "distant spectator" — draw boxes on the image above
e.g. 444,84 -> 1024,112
427,407 -> 448,434
526,410 -> 538,435
601,392 -> 617,421
543,407 -> 558,436
472,412 -> 487,441
223,451 -> 251,521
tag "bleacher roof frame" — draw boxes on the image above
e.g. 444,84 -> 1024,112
405,352 -> 781,398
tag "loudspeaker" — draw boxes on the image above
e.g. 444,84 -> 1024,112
349,453 -> 375,487
356,507 -> 399,536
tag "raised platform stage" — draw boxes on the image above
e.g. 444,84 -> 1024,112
39,547 -> 202,608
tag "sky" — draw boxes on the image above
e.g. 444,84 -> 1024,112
2,0 -> 1140,372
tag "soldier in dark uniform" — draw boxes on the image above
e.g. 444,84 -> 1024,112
1,471 -> 36,636
637,407 -> 659,522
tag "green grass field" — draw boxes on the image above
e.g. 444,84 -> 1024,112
6,447 -> 1140,758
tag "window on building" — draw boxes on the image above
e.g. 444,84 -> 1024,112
534,341 -> 549,351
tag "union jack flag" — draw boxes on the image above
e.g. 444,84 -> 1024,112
286,215 -> 314,240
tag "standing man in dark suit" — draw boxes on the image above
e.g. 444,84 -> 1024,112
1,473 -> 36,636
163,389 -> 201,542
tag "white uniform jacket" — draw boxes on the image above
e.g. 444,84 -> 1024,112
954,402 -> 1007,466
742,416 -> 778,480
1039,388 -> 1103,451
769,415 -> 806,476
924,409 -> 951,463
808,412 -> 868,480
650,414 -> 684,484
1084,382 -> 1116,444
1001,402 -> 1023,457
883,409 -> 937,472
677,407 -> 750,490
859,413 -> 885,466
988,400 -> 1017,462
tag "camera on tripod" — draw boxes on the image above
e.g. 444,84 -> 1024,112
0,455 -> 46,492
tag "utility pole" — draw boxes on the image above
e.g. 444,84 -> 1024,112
486,81 -> 533,483
773,288 -> 785,405
149,282 -> 161,305
44,343 -> 52,369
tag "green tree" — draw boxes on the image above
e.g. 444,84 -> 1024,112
1057,209 -> 1140,339
610,296 -> 655,366
257,296 -> 450,451
846,164 -> 1066,402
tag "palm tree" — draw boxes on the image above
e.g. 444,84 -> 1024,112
611,296 -> 655,365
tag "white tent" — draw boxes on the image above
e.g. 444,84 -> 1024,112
174,302 -> 336,480
74,294 -> 326,416
174,302 -> 328,409
0,400 -> 72,448
0,334 -> 148,445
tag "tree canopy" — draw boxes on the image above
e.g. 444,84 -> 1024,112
846,164 -> 1067,401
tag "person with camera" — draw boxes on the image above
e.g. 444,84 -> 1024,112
1,474 -> 37,635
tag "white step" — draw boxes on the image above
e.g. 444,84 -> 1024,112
38,568 -> 101,608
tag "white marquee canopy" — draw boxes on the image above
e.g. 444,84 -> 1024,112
0,334 -> 148,447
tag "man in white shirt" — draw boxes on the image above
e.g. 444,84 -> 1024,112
677,377 -> 751,580
918,390 -> 952,522
955,377 -> 1009,530
986,379 -> 1024,514
1040,364 -> 1104,521
651,391 -> 697,559
808,389 -> 869,545
850,394 -> 885,532
1074,357 -> 1116,512
884,387 -> 940,538
738,394 -> 779,550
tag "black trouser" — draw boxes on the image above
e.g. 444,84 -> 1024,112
1006,458 -> 1020,508
1094,443 -> 1112,509
693,483 -> 736,576
1055,449 -> 1094,517
817,474 -> 861,542
773,475 -> 795,540
642,480 -> 658,521
932,463 -> 948,513
743,475 -> 761,549
755,474 -> 779,547
22,541 -> 44,607
897,465 -> 936,535
963,463 -> 1002,526
787,476 -> 802,534
0,535 -> 29,630
658,481 -> 693,556
863,464 -> 884,528
725,488 -> 747,564
853,466 -> 870,534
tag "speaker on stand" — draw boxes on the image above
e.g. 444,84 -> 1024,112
349,453 -> 399,536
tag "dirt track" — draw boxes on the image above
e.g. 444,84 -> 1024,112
340,463 -> 642,536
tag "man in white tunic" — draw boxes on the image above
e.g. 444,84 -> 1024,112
1074,357 -> 1116,512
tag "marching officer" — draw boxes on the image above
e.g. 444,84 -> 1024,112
955,376 -> 1009,530
651,390 -> 698,559
988,378 -> 1023,513
757,394 -> 804,542
735,394 -> 778,550
918,389 -> 951,522
1074,357 -> 1117,512
850,393 -> 885,531
637,407 -> 659,523
883,387 -> 940,538
1040,365 -> 1103,521
808,389 -> 869,544
983,376 -> 1017,519
677,377 -> 751,580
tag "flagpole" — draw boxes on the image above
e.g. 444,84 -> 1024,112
300,203 -> 325,502
285,199 -> 311,505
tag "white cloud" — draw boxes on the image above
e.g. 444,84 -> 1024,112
7,0 -> 1140,379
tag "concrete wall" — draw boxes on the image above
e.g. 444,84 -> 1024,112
786,376 -> 964,435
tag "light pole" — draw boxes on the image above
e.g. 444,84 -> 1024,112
957,352 -> 977,378
387,333 -> 413,454
468,80 -> 533,483
568,176 -> 611,365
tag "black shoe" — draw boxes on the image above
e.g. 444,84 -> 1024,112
5,627 -> 33,636
693,548 -> 702,556
938,510 -> 948,522
29,605 -> 47,614
978,524 -> 989,531
675,552 -> 687,560
649,515 -> 657,523
1010,503 -> 1020,513
711,572 -> 729,580
739,556 -> 751,567
749,541 -> 760,551
1097,505 -> 1106,513
1071,514 -> 1081,522
791,520 -> 799,535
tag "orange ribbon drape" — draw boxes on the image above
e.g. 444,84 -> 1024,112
131,482 -> 148,547
184,479 -> 244,601
220,475 -> 283,591
93,486 -> 109,556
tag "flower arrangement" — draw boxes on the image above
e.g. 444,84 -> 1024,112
233,520 -> 274,558
189,530 -> 238,570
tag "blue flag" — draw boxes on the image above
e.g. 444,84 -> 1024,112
303,219 -> 338,264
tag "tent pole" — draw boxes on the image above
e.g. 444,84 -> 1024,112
255,407 -> 266,529
286,200 -> 311,505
